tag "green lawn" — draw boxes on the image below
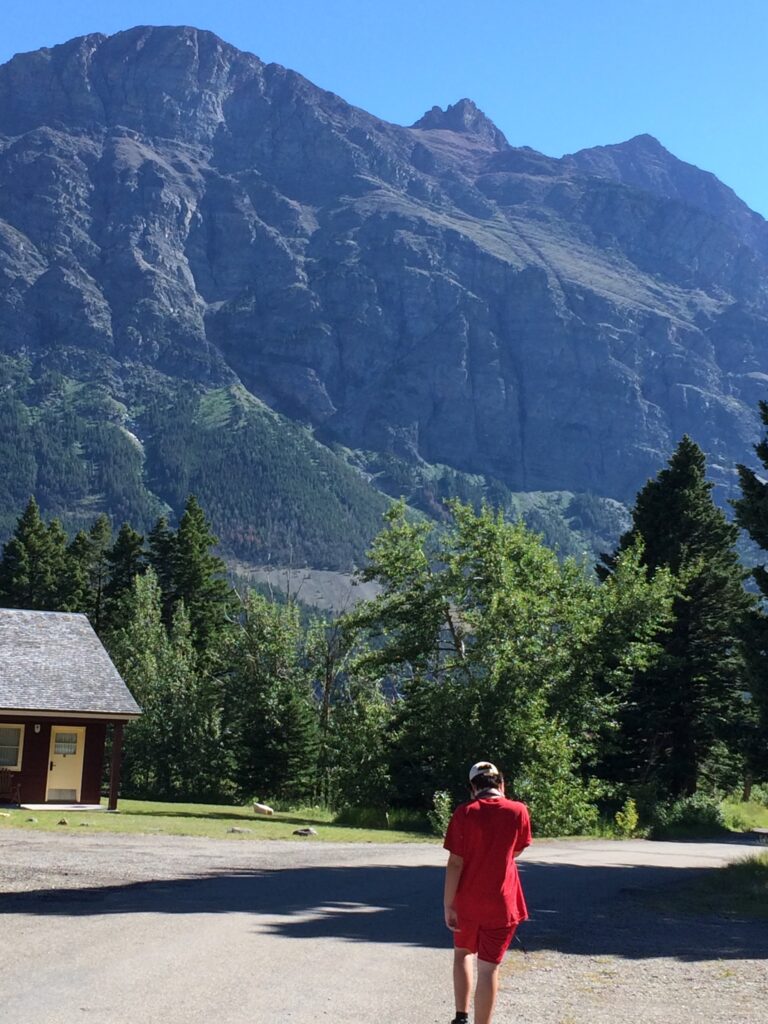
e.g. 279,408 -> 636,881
0,799 -> 436,844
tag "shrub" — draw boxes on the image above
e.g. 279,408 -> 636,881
614,797 -> 640,838
696,740 -> 745,797
628,782 -> 663,825
517,730 -> 601,837
649,794 -> 728,839
428,790 -> 454,837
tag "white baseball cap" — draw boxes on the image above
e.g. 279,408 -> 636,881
469,761 -> 499,782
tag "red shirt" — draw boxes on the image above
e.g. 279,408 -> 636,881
444,795 -> 532,927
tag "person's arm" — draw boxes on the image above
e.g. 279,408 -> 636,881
513,805 -> 533,858
443,851 -> 464,931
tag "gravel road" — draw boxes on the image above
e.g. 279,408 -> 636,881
2,829 -> 766,1024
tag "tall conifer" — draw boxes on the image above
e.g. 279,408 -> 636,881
732,401 -> 768,784
602,436 -> 753,797
147,514 -> 176,624
86,514 -> 112,632
223,592 -> 318,802
171,495 -> 233,648
65,514 -> 113,628
61,529 -> 92,612
104,523 -> 146,629
0,497 -> 66,609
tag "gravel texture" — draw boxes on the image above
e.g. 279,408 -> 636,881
1,829 -> 766,1024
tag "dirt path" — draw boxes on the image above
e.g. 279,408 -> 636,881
1,830 -> 766,1024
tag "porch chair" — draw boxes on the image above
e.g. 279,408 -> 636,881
0,768 -> 21,804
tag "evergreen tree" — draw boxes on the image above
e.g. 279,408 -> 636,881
44,517 -> 74,610
60,529 -> 92,612
0,497 -> 67,609
732,402 -> 768,785
223,592 -> 319,803
64,514 -> 112,629
147,515 -> 176,624
104,523 -> 146,629
734,400 -> 768,597
171,496 -> 233,649
85,513 -> 112,632
602,436 -> 754,798
274,686 -> 321,804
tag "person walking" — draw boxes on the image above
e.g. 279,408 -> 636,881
443,761 -> 532,1024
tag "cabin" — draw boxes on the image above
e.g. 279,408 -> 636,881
0,609 -> 141,809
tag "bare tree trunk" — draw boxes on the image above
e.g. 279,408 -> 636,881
742,772 -> 753,803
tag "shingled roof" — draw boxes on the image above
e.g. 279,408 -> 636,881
0,610 -> 141,717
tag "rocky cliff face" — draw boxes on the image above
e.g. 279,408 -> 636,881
2,25 -> 767,506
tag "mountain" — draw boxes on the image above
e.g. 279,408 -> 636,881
1,25 -> 767,568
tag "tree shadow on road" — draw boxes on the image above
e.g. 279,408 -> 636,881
3,860 -> 766,961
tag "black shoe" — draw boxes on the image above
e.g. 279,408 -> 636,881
450,1016 -> 469,1024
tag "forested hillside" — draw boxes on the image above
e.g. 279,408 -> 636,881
0,351 -> 628,570
0,355 -> 390,568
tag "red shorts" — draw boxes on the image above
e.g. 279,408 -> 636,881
453,921 -> 517,964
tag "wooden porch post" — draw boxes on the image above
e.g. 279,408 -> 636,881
108,720 -> 125,811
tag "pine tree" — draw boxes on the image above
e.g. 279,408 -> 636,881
602,436 -> 753,798
42,518 -> 72,609
171,495 -> 233,649
274,687 -> 321,804
64,514 -> 113,629
732,401 -> 768,786
61,529 -> 92,612
86,513 -> 112,633
223,592 -> 319,803
0,497 -> 67,609
147,515 -> 176,624
104,523 -> 146,629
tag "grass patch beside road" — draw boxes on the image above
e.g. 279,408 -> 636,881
659,851 -> 768,920
0,799 -> 435,844
721,798 -> 768,832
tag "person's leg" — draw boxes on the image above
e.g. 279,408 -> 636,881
452,947 -> 474,1017
474,958 -> 501,1024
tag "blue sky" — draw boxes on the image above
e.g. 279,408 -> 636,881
3,0 -> 767,215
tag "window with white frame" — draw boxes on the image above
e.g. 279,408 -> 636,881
0,725 -> 25,769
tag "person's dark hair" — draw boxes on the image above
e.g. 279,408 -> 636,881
471,770 -> 503,792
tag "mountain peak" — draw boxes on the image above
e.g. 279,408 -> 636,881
567,133 -> 673,167
565,132 -> 767,248
619,132 -> 667,152
411,99 -> 507,148
0,25 -> 264,140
